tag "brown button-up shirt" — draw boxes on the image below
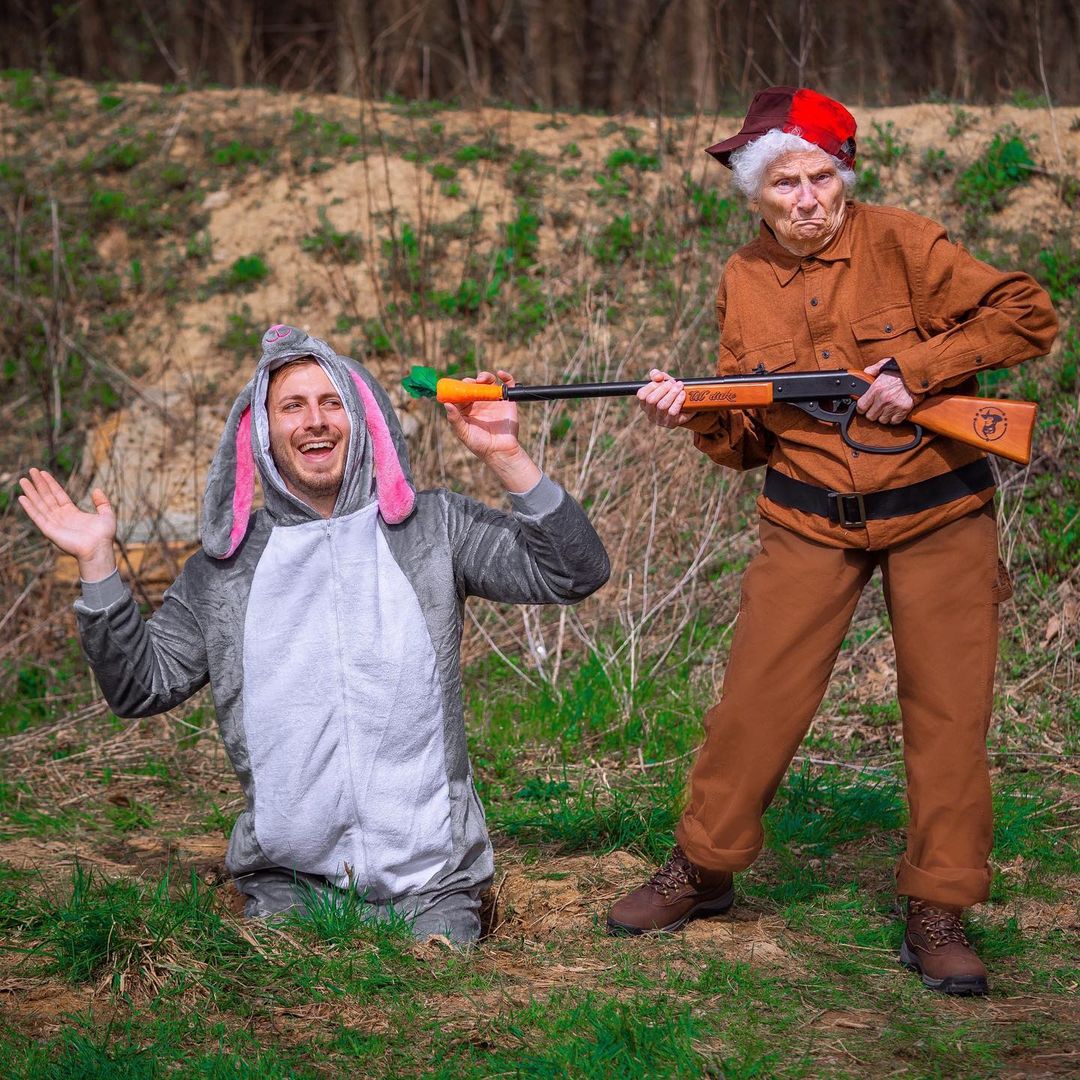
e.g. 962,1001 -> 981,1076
688,201 -> 1058,549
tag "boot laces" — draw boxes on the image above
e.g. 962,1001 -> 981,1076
645,847 -> 694,897
911,900 -> 970,948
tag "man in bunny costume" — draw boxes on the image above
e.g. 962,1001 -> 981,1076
19,325 -> 610,943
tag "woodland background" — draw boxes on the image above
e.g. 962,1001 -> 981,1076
2,0 -> 1080,110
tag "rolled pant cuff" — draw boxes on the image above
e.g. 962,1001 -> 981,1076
676,819 -> 759,874
895,853 -> 990,908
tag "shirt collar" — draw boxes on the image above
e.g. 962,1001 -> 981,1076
760,201 -> 855,285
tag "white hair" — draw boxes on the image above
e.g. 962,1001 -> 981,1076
729,128 -> 856,200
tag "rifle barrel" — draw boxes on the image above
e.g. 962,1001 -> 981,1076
505,374 -> 771,402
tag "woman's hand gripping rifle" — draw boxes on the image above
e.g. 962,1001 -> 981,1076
403,365 -> 1037,465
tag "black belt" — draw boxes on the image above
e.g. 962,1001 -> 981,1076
763,458 -> 995,529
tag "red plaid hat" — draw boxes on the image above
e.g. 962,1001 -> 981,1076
705,86 -> 857,169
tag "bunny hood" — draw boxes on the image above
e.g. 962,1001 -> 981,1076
201,324 -> 416,559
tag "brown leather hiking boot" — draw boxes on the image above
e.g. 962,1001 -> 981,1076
606,846 -> 734,935
900,898 -> 989,996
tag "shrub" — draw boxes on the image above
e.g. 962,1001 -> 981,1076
862,120 -> 909,168
301,209 -> 363,263
955,128 -> 1036,213
1036,235 -> 1080,305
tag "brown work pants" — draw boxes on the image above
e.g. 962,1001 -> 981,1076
676,504 -> 1008,908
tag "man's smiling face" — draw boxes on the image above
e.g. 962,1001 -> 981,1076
267,359 -> 350,518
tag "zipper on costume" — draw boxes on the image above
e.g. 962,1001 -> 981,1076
324,514 -> 370,888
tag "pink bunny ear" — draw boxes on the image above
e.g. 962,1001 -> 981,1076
224,406 -> 255,557
202,388 -> 256,560
225,406 -> 256,555
350,371 -> 415,524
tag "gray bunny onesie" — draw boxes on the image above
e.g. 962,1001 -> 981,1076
75,325 -> 610,942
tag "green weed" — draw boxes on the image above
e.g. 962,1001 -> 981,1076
91,135 -> 156,173
993,784 -> 1079,872
862,120 -> 909,169
947,107 -> 978,137
301,208 -> 364,262
219,305 -> 262,363
1036,234 -> 1080,304
290,109 -> 361,167
0,651 -> 94,736
203,254 -> 270,296
202,800 -> 238,837
764,764 -> 905,858
289,879 -> 417,950
1,68 -> 55,113
592,214 -> 636,264
489,776 -> 680,862
915,146 -> 954,183
453,136 -> 510,165
381,221 -> 427,296
105,797 -> 154,832
955,127 -> 1036,213
1009,88 -> 1049,109
22,862 -> 142,983
207,138 -> 274,168
855,166 -> 884,201
508,149 -> 554,199
88,187 -> 168,235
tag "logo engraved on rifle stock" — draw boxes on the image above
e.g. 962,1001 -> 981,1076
687,388 -> 739,404
973,406 -> 1007,442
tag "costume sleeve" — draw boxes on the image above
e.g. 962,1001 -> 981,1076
75,569 -> 210,718
686,275 -> 775,471
893,224 -> 1058,395
447,475 -> 610,604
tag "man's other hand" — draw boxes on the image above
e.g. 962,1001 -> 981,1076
857,359 -> 925,425
443,370 -> 542,493
637,369 -> 691,429
18,468 -> 118,581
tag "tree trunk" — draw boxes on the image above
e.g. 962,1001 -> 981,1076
524,0 -> 553,106
685,0 -> 719,112
166,0 -> 200,83
335,0 -> 372,95
77,0 -> 110,81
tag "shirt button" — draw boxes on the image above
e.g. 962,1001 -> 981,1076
822,350 -> 831,359
975,355 -> 983,365
921,379 -> 929,388
810,297 -> 819,306
884,323 -> 893,333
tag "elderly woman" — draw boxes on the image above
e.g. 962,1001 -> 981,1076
606,87 -> 1057,995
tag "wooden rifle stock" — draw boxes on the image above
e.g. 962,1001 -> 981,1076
434,371 -> 1037,465
905,394 -> 1036,465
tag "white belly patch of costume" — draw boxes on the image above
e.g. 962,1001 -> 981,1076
243,502 -> 450,899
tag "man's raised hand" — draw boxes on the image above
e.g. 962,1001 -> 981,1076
18,468 -> 118,582
442,370 -> 542,493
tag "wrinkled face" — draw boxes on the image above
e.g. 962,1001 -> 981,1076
752,149 -> 847,256
267,360 -> 350,517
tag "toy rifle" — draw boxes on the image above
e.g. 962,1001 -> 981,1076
403,365 -> 1036,464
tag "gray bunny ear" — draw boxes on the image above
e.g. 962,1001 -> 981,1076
202,384 -> 256,559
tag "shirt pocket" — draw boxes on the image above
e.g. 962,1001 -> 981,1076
850,303 -> 919,362
733,339 -> 797,376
